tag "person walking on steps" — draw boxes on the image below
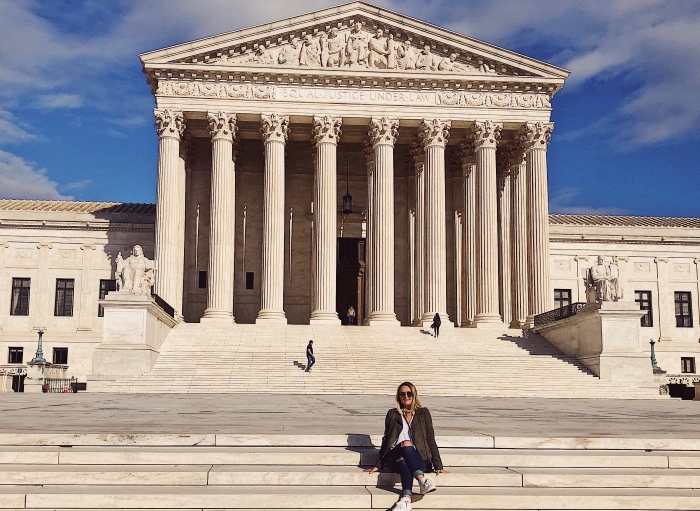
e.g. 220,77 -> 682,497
364,382 -> 448,510
431,313 -> 441,338
305,340 -> 315,372
347,305 -> 356,325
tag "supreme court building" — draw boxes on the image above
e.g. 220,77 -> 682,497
2,2 -> 700,388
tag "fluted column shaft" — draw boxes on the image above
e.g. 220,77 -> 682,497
257,114 -> 289,323
520,122 -> 554,320
511,159 -> 529,327
472,121 -> 503,325
154,109 -> 185,317
459,138 -> 477,327
497,170 -> 513,327
363,142 -> 374,324
412,149 -> 426,325
368,118 -> 399,324
419,119 -> 451,325
174,135 -> 188,320
203,112 -> 237,321
310,115 -> 342,324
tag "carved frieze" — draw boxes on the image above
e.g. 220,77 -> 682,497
156,81 -> 276,99
188,18 -> 521,77
436,92 -> 550,109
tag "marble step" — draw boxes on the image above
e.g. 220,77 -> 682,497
2,484 -> 700,510
1,447 -> 688,469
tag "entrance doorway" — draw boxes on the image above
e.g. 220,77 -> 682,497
336,237 -> 365,325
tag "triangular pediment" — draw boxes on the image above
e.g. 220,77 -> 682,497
140,2 -> 569,84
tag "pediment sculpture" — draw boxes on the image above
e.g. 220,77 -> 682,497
584,256 -> 624,303
115,245 -> 155,295
203,21 -> 502,75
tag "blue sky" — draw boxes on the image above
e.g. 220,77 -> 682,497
1,0 -> 699,217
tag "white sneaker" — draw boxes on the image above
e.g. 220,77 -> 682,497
393,497 -> 412,510
419,477 -> 436,494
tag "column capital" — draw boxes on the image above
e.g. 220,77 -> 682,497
419,119 -> 451,150
518,121 -> 554,152
261,113 -> 289,144
312,115 -> 342,146
207,111 -> 237,142
369,117 -> 399,148
470,120 -> 502,151
154,109 -> 185,140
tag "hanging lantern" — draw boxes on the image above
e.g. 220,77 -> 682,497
342,152 -> 352,214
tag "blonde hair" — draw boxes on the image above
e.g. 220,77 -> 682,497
395,381 -> 423,413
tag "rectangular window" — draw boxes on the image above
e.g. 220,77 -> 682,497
635,290 -> 653,327
10,278 -> 30,316
98,279 -> 117,317
675,292 -> 693,328
8,347 -> 23,364
52,347 -> 68,365
198,270 -> 207,289
553,289 -> 571,309
54,279 -> 75,317
681,357 -> 696,374
246,272 -> 254,290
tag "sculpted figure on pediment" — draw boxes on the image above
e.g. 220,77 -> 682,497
396,39 -> 417,70
252,46 -> 275,65
324,28 -> 344,67
345,21 -> 369,66
438,53 -> 476,73
278,38 -> 301,66
416,45 -> 439,71
299,34 -> 321,66
367,29 -> 390,69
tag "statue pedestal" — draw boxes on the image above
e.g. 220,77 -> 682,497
534,301 -> 653,384
92,293 -> 177,378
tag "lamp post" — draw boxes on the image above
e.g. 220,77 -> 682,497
30,330 -> 46,364
649,338 -> 665,374
342,152 -> 352,215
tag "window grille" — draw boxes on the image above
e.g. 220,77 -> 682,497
553,289 -> 572,309
10,278 -> 30,316
52,347 -> 68,365
674,292 -> 693,328
54,279 -> 75,317
8,347 -> 23,364
635,290 -> 653,327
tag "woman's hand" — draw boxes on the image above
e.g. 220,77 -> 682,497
363,467 -> 379,473
435,469 -> 450,475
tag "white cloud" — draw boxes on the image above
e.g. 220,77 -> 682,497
0,110 -> 35,143
33,93 -> 83,109
0,149 -> 70,200
550,188 -> 629,215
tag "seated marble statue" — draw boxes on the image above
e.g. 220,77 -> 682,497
585,255 -> 618,303
115,245 -> 155,295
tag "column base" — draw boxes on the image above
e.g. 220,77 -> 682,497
201,309 -> 235,325
524,315 -> 535,329
369,311 -> 400,326
310,310 -> 341,325
256,310 -> 287,324
472,312 -> 504,328
510,319 -> 527,329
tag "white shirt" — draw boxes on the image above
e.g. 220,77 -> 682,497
391,413 -> 413,449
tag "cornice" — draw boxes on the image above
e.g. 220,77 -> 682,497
0,219 -> 154,233
549,234 -> 700,247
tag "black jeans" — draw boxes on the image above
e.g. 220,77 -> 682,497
384,444 -> 427,496
306,355 -> 315,371
433,325 -> 440,337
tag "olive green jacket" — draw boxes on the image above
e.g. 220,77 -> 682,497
374,407 -> 444,471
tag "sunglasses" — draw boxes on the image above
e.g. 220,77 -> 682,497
399,391 -> 413,398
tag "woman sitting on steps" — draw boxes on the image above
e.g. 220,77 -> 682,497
364,382 -> 448,510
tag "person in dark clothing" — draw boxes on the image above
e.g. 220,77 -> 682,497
305,340 -> 315,372
364,382 -> 447,511
431,313 -> 441,338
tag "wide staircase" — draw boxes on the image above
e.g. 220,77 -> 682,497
100,324 -> 661,398
1,433 -> 698,510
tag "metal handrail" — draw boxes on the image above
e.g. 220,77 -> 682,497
533,302 -> 587,327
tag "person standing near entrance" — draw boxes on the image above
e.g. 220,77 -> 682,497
305,340 -> 315,372
347,306 -> 356,325
431,313 -> 441,338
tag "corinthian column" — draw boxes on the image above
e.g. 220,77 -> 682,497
470,120 -> 503,326
257,114 -> 290,324
363,140 -> 374,325
496,144 -> 514,328
419,119 -> 451,326
368,117 -> 400,325
310,115 -> 342,324
510,147 -> 529,328
410,140 -> 426,326
519,122 -> 554,321
202,112 -> 237,322
154,109 -> 185,317
459,138 -> 477,327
